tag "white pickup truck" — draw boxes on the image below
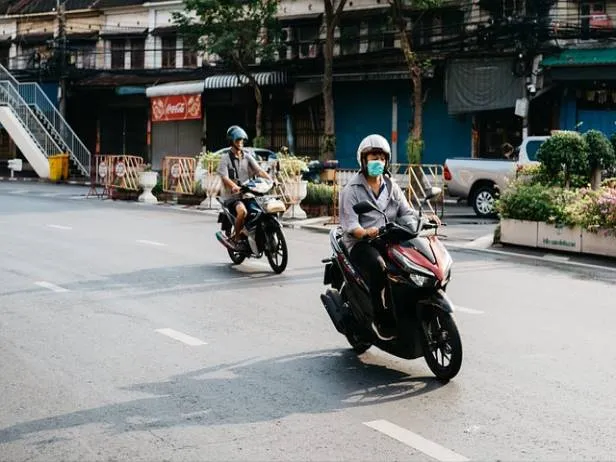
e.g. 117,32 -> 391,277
444,136 -> 549,217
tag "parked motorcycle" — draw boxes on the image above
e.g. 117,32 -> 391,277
215,178 -> 289,274
320,189 -> 463,381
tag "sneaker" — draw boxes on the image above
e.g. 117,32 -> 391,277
371,321 -> 396,341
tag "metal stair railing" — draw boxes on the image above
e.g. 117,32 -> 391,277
0,81 -> 65,159
0,64 -> 91,177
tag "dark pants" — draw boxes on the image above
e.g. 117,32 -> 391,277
350,241 -> 387,320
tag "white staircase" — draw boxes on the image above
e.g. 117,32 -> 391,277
0,65 -> 90,179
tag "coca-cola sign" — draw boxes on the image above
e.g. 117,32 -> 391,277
151,94 -> 202,122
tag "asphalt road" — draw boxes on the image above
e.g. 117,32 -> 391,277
1,182 -> 616,461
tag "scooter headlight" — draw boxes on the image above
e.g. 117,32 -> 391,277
409,273 -> 432,287
391,248 -> 436,287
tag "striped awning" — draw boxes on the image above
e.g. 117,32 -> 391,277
203,71 -> 287,89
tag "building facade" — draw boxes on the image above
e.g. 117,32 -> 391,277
1,0 -> 615,176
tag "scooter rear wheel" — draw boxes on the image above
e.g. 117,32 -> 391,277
421,310 -> 462,382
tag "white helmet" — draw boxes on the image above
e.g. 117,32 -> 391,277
356,134 -> 392,167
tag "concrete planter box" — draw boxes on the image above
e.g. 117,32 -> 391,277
581,229 -> 616,258
537,222 -> 582,252
500,219 -> 539,247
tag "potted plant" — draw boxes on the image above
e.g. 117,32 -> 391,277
278,153 -> 309,219
138,163 -> 159,204
197,152 -> 223,208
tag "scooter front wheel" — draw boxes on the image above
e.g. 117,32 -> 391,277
421,310 -> 462,382
225,228 -> 246,265
265,224 -> 288,274
345,331 -> 371,354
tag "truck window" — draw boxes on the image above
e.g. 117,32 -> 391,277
525,140 -> 545,161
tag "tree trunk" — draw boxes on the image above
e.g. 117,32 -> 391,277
411,69 -> 422,143
254,83 -> 263,140
322,23 -> 335,161
395,13 -> 432,198
591,167 -> 602,190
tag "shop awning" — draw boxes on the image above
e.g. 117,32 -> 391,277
100,27 -> 148,39
13,33 -> 54,45
541,48 -> 616,67
203,71 -> 287,89
146,80 -> 205,97
151,26 -> 178,36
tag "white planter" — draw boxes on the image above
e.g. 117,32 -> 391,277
201,172 -> 223,209
537,222 -> 582,252
581,229 -> 616,258
138,171 -> 158,204
283,179 -> 308,219
500,219 -> 539,247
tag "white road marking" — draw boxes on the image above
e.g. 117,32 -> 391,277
455,306 -> 484,315
35,281 -> 69,293
40,193 -> 62,197
364,420 -> 470,462
155,328 -> 207,346
47,224 -> 72,230
136,239 -> 167,247
9,189 -> 28,194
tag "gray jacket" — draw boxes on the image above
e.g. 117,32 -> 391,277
339,172 -> 415,251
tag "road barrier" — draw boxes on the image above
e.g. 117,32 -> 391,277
162,156 -> 196,195
88,155 -> 144,198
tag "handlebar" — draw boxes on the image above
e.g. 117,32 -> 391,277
365,218 -> 441,243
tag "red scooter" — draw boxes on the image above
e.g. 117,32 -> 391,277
320,193 -> 463,381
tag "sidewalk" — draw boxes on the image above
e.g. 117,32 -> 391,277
3,178 -> 616,272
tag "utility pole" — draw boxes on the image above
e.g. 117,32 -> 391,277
56,0 -> 67,119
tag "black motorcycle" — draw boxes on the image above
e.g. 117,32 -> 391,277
320,190 -> 463,381
215,178 -> 289,274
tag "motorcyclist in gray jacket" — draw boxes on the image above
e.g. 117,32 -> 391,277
339,134 -> 418,340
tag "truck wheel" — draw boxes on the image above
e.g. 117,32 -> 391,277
472,186 -> 497,218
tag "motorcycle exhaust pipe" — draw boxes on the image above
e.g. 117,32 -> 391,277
320,290 -> 347,335
215,231 -> 235,251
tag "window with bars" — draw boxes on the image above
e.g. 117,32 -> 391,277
131,39 -> 145,69
183,47 -> 198,67
110,40 -> 125,69
73,44 -> 96,69
161,36 -> 176,68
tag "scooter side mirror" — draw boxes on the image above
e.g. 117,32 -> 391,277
353,201 -> 379,215
353,200 -> 388,223
424,186 -> 442,201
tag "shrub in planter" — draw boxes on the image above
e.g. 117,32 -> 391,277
537,131 -> 589,187
198,152 -> 222,171
278,154 -> 309,178
584,129 -> 616,190
496,183 -> 561,222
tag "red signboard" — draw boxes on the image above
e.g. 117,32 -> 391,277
151,94 -> 202,122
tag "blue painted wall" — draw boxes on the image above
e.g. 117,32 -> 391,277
39,82 -> 59,107
559,89 -> 616,136
559,91 -> 577,130
333,79 -> 471,168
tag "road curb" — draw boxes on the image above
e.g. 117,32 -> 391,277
447,242 -> 616,272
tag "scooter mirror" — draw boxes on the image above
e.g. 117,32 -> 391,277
353,201 -> 379,215
424,186 -> 442,200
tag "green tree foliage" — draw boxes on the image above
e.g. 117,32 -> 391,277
537,131 -> 589,187
173,0 -> 280,139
